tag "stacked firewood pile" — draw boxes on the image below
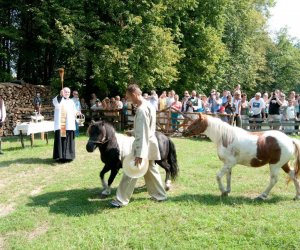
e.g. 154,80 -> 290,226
0,82 -> 54,136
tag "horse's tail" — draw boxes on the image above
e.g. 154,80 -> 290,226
292,139 -> 300,178
167,138 -> 179,180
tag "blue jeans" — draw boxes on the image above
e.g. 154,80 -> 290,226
171,113 -> 179,129
75,121 -> 79,137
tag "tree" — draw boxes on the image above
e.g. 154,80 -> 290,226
266,29 -> 300,92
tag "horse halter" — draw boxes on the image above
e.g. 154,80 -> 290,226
88,139 -> 109,145
185,119 -> 204,136
88,123 -> 109,144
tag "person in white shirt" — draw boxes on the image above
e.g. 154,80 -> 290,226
0,97 -> 6,154
233,92 -> 242,127
284,99 -> 297,134
115,96 -> 123,109
149,90 -> 158,110
111,83 -> 166,207
166,90 -> 175,108
71,90 -> 81,137
249,92 -> 265,130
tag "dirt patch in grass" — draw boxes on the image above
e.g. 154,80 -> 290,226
27,223 -> 49,240
30,186 -> 44,196
0,203 -> 15,217
0,236 -> 5,250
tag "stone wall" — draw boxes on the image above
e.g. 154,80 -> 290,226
0,83 -> 54,136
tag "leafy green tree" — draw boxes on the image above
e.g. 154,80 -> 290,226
266,29 -> 300,92
0,1 -> 20,81
2,0 -> 300,101
216,0 -> 275,94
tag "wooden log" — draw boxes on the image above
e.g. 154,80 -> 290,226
0,82 -> 54,136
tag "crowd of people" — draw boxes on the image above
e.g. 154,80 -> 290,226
78,84 -> 299,134
2,85 -> 294,159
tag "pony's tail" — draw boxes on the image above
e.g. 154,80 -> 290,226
293,139 -> 300,179
168,139 -> 179,180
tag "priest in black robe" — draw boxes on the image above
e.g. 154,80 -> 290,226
53,87 -> 77,162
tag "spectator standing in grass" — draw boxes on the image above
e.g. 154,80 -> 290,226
181,91 -> 190,112
211,92 -> 222,114
233,92 -> 242,127
0,96 -> 6,154
223,94 -> 235,125
90,93 -> 98,107
267,90 -> 282,130
80,98 -> 88,110
149,90 -> 158,110
249,92 -> 265,130
240,93 -> 249,128
158,91 -> 167,128
189,90 -> 202,112
171,94 -> 182,130
221,90 -> 229,105
263,92 -> 269,118
166,90 -> 175,108
283,99 -> 297,134
72,90 -> 81,137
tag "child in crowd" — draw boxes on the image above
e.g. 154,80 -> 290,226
218,106 -> 228,123
284,99 -> 297,134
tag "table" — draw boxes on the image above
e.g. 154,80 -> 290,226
13,121 -> 55,148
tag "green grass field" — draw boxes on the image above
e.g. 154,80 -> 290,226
0,133 -> 300,249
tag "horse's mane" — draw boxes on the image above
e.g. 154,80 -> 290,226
206,115 -> 246,146
87,120 -> 117,141
102,121 -> 117,140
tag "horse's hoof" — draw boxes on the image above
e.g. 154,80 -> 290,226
100,193 -> 109,199
254,196 -> 266,201
293,196 -> 300,201
221,191 -> 229,197
165,185 -> 171,191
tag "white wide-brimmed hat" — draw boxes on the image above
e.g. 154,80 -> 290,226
123,153 -> 149,178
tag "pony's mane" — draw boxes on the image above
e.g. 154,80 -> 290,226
87,121 -> 116,140
206,115 -> 246,146
103,121 -> 117,140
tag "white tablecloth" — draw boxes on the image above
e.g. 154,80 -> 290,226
13,121 -> 55,136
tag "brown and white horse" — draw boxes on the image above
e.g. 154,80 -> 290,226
183,114 -> 300,200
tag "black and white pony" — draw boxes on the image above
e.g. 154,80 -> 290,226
86,120 -> 179,196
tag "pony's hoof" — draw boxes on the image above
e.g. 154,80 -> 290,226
165,180 -> 172,191
221,191 -> 229,197
100,193 -> 109,199
254,196 -> 266,201
293,196 -> 300,201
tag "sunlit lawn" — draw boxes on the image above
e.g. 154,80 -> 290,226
0,132 -> 300,249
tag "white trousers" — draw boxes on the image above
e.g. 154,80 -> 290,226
116,160 -> 167,206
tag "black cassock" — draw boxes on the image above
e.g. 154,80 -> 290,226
53,130 -> 75,161
52,95 -> 76,162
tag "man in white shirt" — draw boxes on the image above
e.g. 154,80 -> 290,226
111,83 -> 166,207
166,90 -> 175,108
249,92 -> 265,130
149,90 -> 158,110
0,97 -> 6,154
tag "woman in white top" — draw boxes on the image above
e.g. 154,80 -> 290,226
233,92 -> 242,127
